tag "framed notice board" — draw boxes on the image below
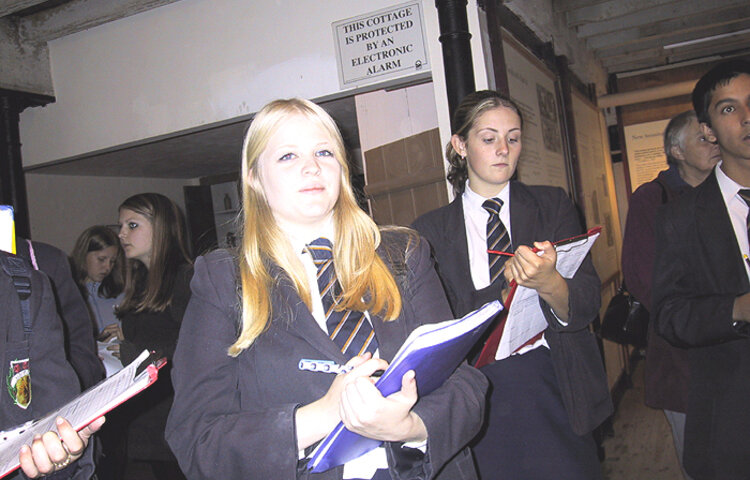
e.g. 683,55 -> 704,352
623,119 -> 669,193
501,30 -> 570,193
570,88 -> 621,284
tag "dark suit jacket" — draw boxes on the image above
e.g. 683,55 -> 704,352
165,230 -> 487,480
412,181 -> 612,435
16,238 -> 104,390
653,171 -> 750,479
1,253 -> 95,480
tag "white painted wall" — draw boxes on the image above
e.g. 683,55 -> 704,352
18,0 -> 494,249
26,174 -> 194,253
19,0 -> 439,168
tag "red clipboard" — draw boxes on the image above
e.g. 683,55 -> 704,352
475,226 -> 602,368
0,351 -> 165,478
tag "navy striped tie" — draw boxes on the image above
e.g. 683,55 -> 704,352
482,198 -> 511,285
306,238 -> 378,358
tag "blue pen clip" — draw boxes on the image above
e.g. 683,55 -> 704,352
298,359 -> 351,374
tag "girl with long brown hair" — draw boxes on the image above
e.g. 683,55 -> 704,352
116,192 -> 192,480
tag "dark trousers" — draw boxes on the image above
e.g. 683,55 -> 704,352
472,347 -> 601,480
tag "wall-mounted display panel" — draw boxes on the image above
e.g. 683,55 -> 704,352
571,89 -> 621,285
501,31 -> 569,193
623,120 -> 669,193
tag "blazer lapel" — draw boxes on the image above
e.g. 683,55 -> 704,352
440,197 -> 474,287
508,182 -> 541,248
271,268 -> 347,363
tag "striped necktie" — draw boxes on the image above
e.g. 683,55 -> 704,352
738,189 -> 750,241
306,238 -> 378,358
482,198 -> 511,285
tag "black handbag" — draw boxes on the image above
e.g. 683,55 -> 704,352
599,282 -> 649,348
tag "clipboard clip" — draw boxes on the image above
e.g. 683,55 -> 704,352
135,350 -> 167,377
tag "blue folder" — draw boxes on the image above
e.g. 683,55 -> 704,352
307,300 -> 503,473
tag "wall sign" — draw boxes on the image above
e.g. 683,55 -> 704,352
623,119 -> 669,193
332,1 -> 429,88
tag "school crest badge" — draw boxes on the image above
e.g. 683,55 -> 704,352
7,358 -> 31,409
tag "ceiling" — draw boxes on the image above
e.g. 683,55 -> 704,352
555,0 -> 750,75
10,0 -> 750,178
22,96 -> 360,180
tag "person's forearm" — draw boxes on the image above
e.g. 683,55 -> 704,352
295,399 -> 339,451
537,272 -> 570,322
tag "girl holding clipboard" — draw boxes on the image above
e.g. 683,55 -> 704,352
413,90 -> 612,480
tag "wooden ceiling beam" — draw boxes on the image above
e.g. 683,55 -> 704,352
575,0 -> 747,38
585,4 -> 750,50
594,18 -> 750,58
604,36 -> 750,73
566,0 -> 678,28
0,0 -> 49,18
19,0 -> 181,42
553,0 -> 608,14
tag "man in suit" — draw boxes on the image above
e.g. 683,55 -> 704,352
653,59 -> 750,479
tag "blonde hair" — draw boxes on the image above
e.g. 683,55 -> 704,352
229,98 -> 401,356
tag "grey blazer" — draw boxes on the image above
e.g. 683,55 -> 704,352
166,230 -> 487,480
412,181 -> 612,435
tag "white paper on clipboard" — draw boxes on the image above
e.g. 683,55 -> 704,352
495,230 -> 600,360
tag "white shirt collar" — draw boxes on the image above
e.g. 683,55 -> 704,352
279,217 -> 337,255
463,180 -> 511,212
716,161 -> 746,204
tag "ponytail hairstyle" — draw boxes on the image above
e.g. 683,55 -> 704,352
446,90 -> 524,196
116,193 -> 192,314
229,98 -> 401,356
70,225 -> 125,298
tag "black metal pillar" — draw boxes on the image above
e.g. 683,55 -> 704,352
0,89 -> 54,240
435,0 -> 476,131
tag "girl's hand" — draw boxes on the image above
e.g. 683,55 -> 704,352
504,241 -> 570,320
503,241 -> 558,291
106,343 -> 120,359
339,369 -> 426,443
18,416 -> 105,478
98,324 -> 124,342
295,354 -> 388,450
